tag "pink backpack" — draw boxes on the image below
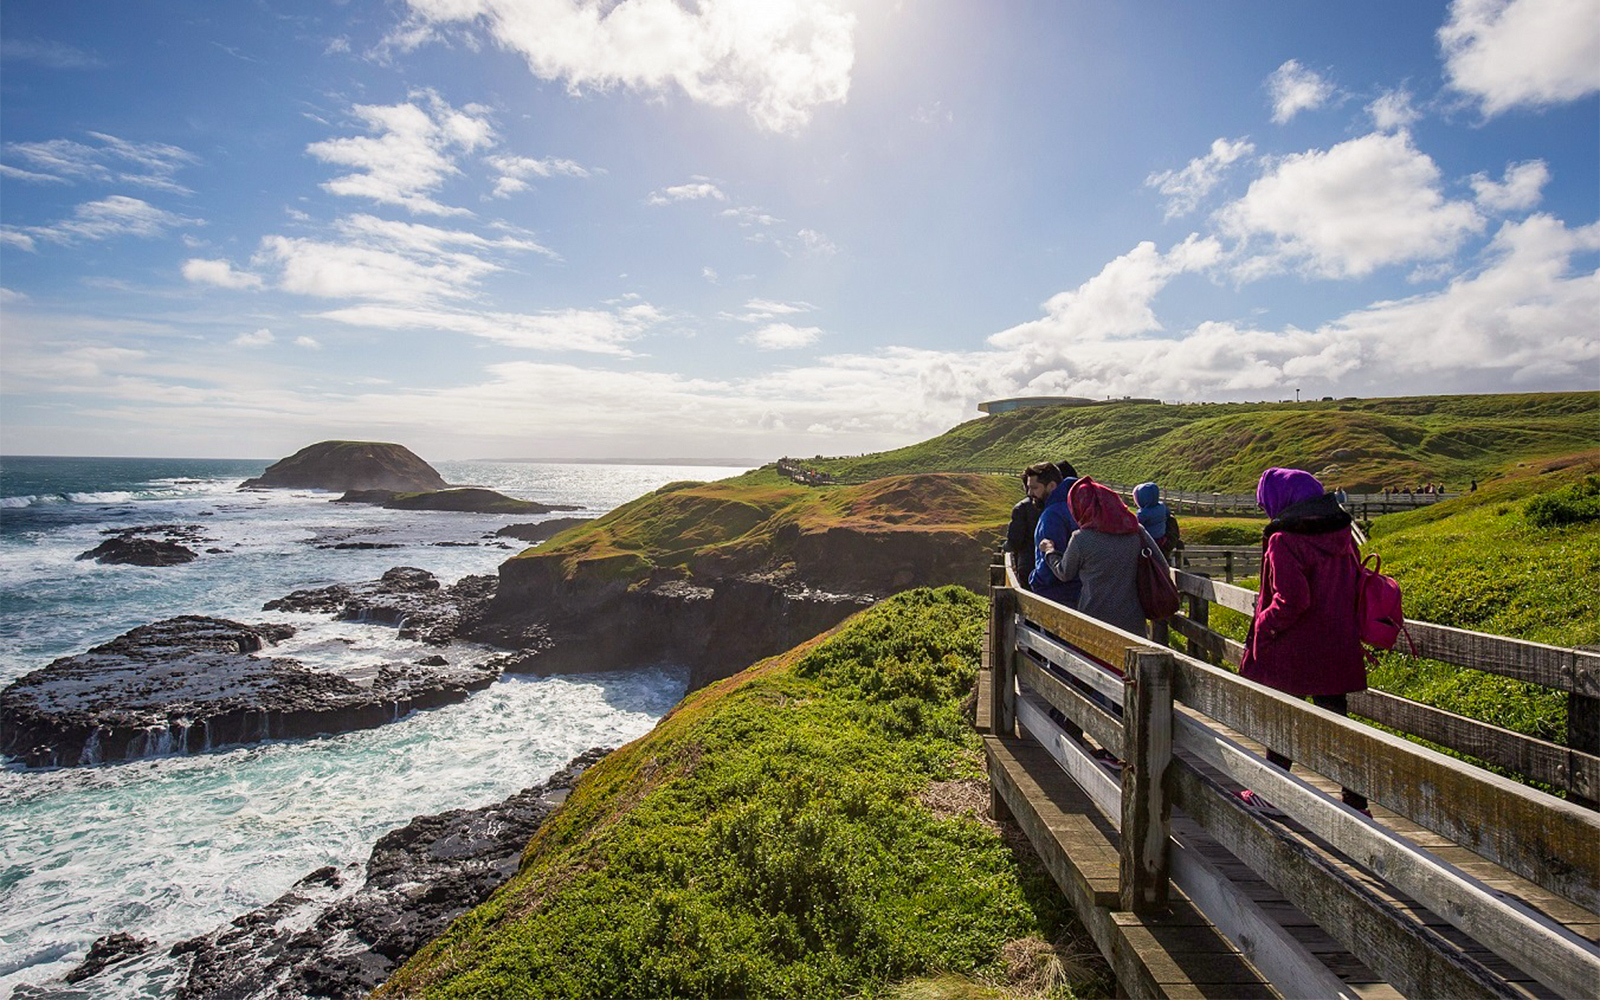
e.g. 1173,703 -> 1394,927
1357,553 -> 1410,652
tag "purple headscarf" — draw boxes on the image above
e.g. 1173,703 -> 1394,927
1256,467 -> 1324,519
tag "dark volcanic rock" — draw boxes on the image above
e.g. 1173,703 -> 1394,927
265,567 -> 499,647
493,516 -> 594,543
240,441 -> 450,493
0,615 -> 501,768
77,537 -> 198,565
168,748 -> 610,1000
65,932 -> 153,984
331,489 -> 399,504
382,488 -> 581,514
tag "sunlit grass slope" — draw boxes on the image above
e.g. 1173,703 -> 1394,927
517,473 -> 1019,584
803,392 -> 1598,493
378,589 -> 1101,1000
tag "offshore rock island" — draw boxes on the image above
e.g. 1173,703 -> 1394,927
240,441 -> 450,493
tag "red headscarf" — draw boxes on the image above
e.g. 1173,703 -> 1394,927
1068,476 -> 1140,534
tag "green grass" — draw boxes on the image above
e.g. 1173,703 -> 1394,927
379,589 -> 1105,1000
799,392 -> 1598,493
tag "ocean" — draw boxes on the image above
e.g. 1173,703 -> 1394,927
0,456 -> 752,998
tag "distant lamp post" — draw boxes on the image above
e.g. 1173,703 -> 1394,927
1295,388 -> 1301,402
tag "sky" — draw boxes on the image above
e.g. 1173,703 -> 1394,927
1,0 -> 1597,461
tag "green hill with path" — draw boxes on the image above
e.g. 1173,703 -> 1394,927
797,391 -> 1597,493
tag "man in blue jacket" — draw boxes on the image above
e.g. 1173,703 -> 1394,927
1025,460 -> 1081,607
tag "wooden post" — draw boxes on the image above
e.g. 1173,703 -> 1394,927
1572,647 -> 1599,809
1120,648 -> 1174,913
1186,576 -> 1213,664
989,581 -> 1017,822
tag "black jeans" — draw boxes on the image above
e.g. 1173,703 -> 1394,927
1265,693 -> 1369,812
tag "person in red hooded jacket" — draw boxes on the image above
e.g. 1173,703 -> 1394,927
1238,467 -> 1369,816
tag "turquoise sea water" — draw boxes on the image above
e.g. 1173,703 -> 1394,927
0,456 -> 751,997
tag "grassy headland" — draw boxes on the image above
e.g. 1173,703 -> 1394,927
379,589 -> 1102,1000
515,472 -> 1020,593
799,392 -> 1597,493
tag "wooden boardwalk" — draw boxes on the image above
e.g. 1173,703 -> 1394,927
980,557 -> 1600,999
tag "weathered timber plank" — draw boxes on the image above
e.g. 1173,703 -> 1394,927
984,734 -> 1122,908
1170,653 -> 1600,914
975,667 -> 993,735
1167,827 -> 1358,999
1017,693 -> 1123,823
1014,619 -> 1127,703
1169,760 -> 1520,999
1349,689 -> 1600,798
1015,656 -> 1125,757
1167,615 -> 1243,667
1173,571 -> 1257,616
1108,907 -> 1278,999
1014,587 -> 1152,671
1172,711 -> 1600,999
1405,622 -> 1600,695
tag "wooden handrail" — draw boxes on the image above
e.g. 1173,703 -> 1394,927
990,562 -> 1600,998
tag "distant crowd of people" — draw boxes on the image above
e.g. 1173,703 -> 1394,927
1002,460 -> 1372,817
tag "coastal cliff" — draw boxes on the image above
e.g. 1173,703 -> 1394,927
241,441 -> 450,493
470,472 -> 1015,690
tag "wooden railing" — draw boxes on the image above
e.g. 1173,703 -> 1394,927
987,554 -> 1600,998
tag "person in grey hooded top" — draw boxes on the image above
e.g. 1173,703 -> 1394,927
1039,476 -> 1168,638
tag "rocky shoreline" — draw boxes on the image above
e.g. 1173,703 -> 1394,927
0,564 -> 513,768
16,748 -> 611,999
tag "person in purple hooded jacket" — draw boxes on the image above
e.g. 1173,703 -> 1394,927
1238,467 -> 1369,816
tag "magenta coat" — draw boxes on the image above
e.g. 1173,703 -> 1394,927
1240,528 -> 1366,697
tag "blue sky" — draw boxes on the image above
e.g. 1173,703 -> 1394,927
2,0 -> 1596,461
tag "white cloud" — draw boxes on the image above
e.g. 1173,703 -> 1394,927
989,235 -> 1222,356
4,196 -> 200,249
1368,89 -> 1422,130
233,328 -> 275,348
1470,159 -> 1550,212
702,266 -> 719,283
254,213 -> 549,303
486,153 -> 590,198
294,336 -> 322,349
736,298 -> 814,320
0,133 -> 197,193
1218,131 -> 1483,279
0,38 -> 104,69
647,180 -> 727,205
912,101 -> 953,125
797,228 -> 838,256
743,322 -> 822,349
316,300 -> 663,355
394,0 -> 856,133
307,92 -> 494,215
1,287 -> 29,303
1267,60 -> 1336,123
1146,137 -> 1255,220
1439,0 -> 1600,116
182,258 -> 265,290
721,205 -> 781,226
257,234 -> 500,303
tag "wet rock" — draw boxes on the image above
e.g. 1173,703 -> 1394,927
77,537 -> 198,566
168,748 -> 610,1000
266,568 -> 497,647
315,541 -> 404,551
382,488 -> 581,515
492,516 -> 594,544
65,932 -> 154,984
0,615 -> 501,768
